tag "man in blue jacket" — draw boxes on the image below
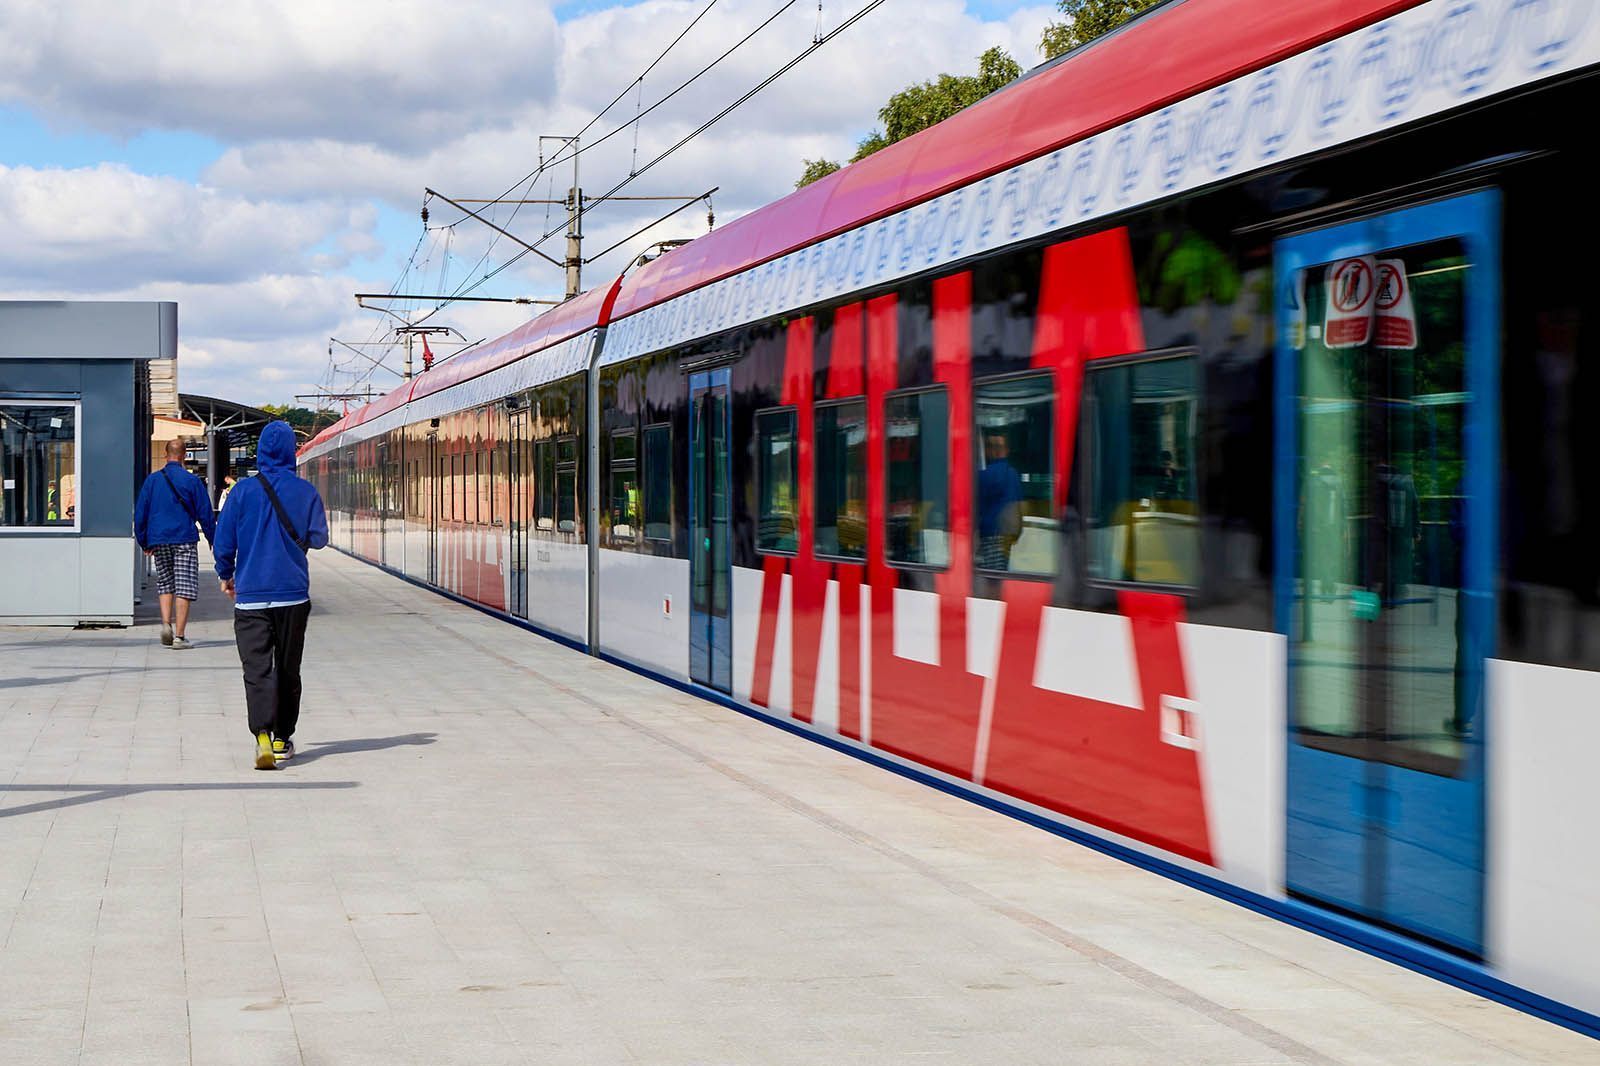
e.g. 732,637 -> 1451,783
134,438 -> 217,650
214,421 -> 329,770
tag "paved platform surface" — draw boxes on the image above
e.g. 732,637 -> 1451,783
1,549 -> 1596,1065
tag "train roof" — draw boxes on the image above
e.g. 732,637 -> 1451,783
300,0 -> 1420,457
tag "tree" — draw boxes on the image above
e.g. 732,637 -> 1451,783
796,47 -> 1023,187
261,404 -> 339,437
795,158 -> 842,189
1040,0 -> 1161,60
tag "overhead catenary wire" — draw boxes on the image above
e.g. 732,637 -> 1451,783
533,0 -> 798,180
437,0 -> 887,310
585,187 -> 719,263
434,0 -> 729,305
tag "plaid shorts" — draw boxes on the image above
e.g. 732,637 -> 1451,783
152,542 -> 200,600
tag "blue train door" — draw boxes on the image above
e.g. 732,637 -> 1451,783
1275,191 -> 1499,954
689,369 -> 733,692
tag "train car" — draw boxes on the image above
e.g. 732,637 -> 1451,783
299,0 -> 1600,1033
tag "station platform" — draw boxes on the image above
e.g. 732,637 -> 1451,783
1,549 -> 1595,1065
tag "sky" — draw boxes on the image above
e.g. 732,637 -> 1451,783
0,0 -> 1056,409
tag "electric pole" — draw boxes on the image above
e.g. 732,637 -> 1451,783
546,134 -> 583,300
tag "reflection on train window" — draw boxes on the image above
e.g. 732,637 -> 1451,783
816,399 -> 867,560
467,451 -> 479,525
610,430 -> 638,542
556,437 -> 578,534
454,454 -> 466,523
536,441 -> 554,531
643,423 -> 672,542
491,445 -> 506,525
0,402 -> 78,528
1291,239 -> 1471,774
885,388 -> 950,567
1082,352 -> 1200,587
974,374 -> 1055,576
755,408 -> 797,553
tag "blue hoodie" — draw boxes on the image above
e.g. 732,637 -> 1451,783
214,421 -> 328,602
134,460 -> 216,548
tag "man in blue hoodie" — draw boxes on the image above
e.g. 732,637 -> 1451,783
214,421 -> 329,770
134,438 -> 217,650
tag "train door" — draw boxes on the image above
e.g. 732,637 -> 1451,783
1275,191 -> 1499,954
688,369 -> 732,692
426,433 -> 440,587
507,404 -> 531,619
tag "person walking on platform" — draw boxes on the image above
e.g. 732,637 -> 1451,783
213,421 -> 328,770
134,438 -> 216,650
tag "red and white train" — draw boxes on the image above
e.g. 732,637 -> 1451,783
301,0 -> 1600,1034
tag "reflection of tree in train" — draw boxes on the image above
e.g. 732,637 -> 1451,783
1140,229 -> 1243,314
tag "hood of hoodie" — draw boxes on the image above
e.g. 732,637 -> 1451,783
256,420 -> 298,474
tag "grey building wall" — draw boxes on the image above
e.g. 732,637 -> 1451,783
0,300 -> 173,625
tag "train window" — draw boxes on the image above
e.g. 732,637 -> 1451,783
556,436 -> 578,534
610,430 -> 638,543
491,445 -> 506,526
477,448 -> 490,525
1081,351 -> 1199,588
454,453 -> 466,523
974,374 -> 1056,576
467,451 -> 479,525
643,423 -> 672,542
755,408 -> 797,554
885,388 -> 950,568
816,399 -> 867,561
535,441 -> 554,530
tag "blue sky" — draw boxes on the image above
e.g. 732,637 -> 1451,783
0,0 -> 1055,404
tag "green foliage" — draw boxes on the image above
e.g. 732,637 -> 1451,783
261,404 -> 339,434
1040,0 -> 1161,59
795,158 -> 842,189
1142,230 -> 1242,313
795,46 -> 1022,187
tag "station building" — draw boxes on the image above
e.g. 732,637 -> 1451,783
0,301 -> 178,626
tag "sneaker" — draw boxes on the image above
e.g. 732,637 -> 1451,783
272,738 -> 295,761
160,622 -> 173,646
171,636 -> 193,650
254,731 -> 277,771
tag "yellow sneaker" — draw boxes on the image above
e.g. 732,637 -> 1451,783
272,738 -> 294,761
254,731 -> 277,770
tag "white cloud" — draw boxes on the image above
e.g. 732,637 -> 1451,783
0,162 -> 362,288
0,0 -> 561,148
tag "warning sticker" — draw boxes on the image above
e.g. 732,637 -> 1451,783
1324,256 -> 1376,349
1374,258 -> 1418,350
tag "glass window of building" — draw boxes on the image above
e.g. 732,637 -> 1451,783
816,399 -> 867,560
1081,353 -> 1199,587
885,388 -> 950,567
610,430 -> 638,542
974,375 -> 1055,576
755,409 -> 797,553
643,423 -> 672,542
0,402 -> 78,528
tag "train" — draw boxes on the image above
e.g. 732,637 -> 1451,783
299,0 -> 1600,1035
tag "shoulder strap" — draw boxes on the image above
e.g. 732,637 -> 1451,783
160,468 -> 201,525
257,475 -> 311,552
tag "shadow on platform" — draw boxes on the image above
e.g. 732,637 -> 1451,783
288,732 -> 438,767
0,780 -> 359,819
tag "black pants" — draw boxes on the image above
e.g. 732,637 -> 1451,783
233,602 -> 311,738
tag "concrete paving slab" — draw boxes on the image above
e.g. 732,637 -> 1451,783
1,546 -> 1596,1064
